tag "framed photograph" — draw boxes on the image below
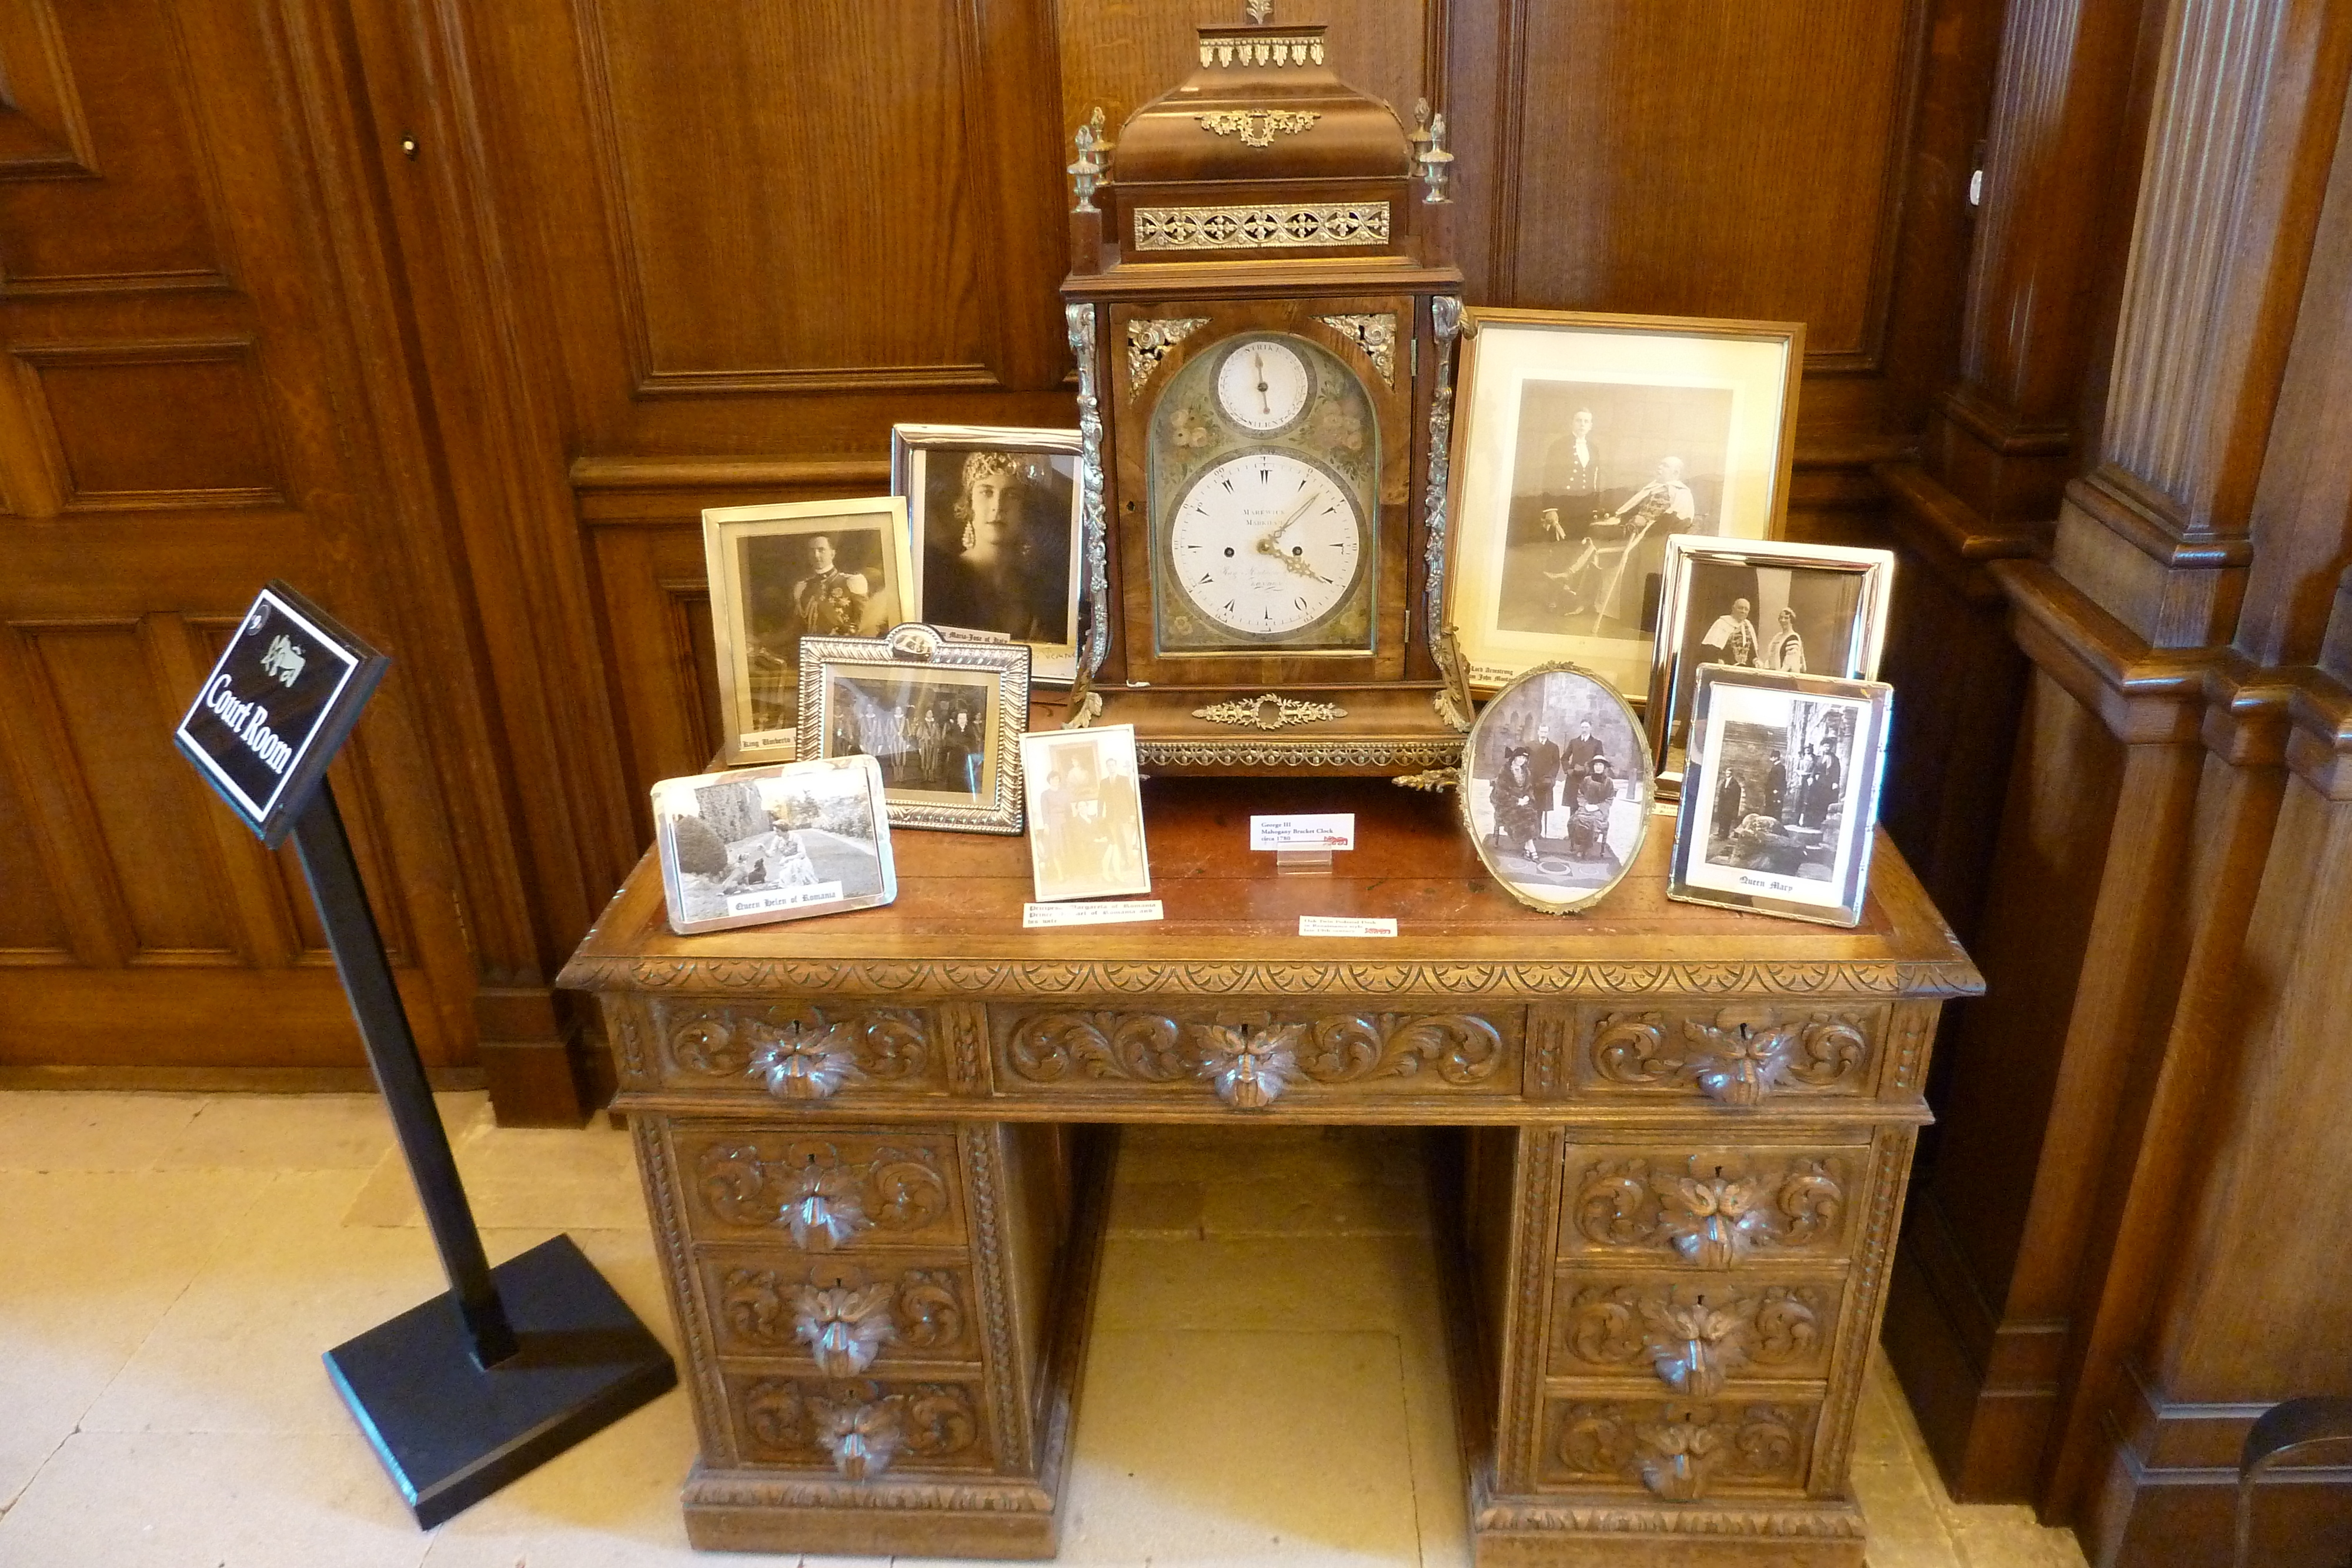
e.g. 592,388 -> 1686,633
797,622 -> 1030,834
1669,666 -> 1891,928
1648,536 -> 1893,790
703,497 -> 918,763
1459,662 -> 1655,915
1018,724 -> 1150,902
1444,308 -> 1803,701
652,754 -> 897,935
891,424 -> 1083,687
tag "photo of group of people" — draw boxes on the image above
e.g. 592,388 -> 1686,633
1020,727 -> 1150,902
1462,667 -> 1651,910
823,668 -> 993,801
1701,697 -> 1856,882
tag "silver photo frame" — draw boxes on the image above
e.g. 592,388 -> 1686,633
797,622 -> 1030,835
652,755 -> 898,935
1668,665 -> 1892,928
1648,536 -> 1893,791
890,423 -> 1084,687
1458,661 -> 1655,915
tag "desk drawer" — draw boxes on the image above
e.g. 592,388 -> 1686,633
1549,1272 -> 1841,1395
700,1251 -> 981,1369
729,1370 -> 996,1476
989,1004 -> 1519,1109
624,999 -> 956,1104
669,1123 -> 967,1252
1561,1004 -> 1889,1104
1559,1142 -> 1867,1268
1537,1395 -> 1823,1499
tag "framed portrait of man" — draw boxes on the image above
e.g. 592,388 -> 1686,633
703,497 -> 917,763
1647,536 -> 1894,791
891,424 -> 1084,686
1443,309 -> 1803,702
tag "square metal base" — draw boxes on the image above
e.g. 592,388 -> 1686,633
325,1232 -> 677,1528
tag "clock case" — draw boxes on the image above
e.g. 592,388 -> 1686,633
1061,20 -> 1468,776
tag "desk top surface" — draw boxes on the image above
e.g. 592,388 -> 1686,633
559,777 -> 1980,1000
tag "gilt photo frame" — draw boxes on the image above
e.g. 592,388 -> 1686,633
703,496 -> 917,763
1444,308 -> 1803,703
796,622 -> 1029,834
890,424 -> 1084,687
1648,536 -> 1893,791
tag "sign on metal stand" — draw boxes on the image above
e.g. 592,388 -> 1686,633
174,582 -> 676,1528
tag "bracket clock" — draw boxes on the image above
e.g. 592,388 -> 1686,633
1061,12 -> 1467,774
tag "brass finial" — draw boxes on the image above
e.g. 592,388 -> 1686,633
1068,107 -> 1109,213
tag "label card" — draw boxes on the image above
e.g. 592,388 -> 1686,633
1023,899 -> 1165,928
726,881 -> 846,917
1250,814 -> 1357,851
173,583 -> 389,847
1298,915 -> 1397,938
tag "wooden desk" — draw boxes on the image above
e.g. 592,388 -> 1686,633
557,777 -> 1979,1566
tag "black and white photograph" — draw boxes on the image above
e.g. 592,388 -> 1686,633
823,667 -> 994,798
1669,666 -> 1890,927
702,497 -> 917,761
1445,309 -> 1802,701
1646,536 -> 1893,788
893,424 -> 1083,686
1019,724 -> 1151,903
797,621 -> 1029,834
1458,662 -> 1654,914
652,755 -> 897,935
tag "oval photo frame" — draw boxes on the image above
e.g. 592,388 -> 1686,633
1459,661 -> 1655,914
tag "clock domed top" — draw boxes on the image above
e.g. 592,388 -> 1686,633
1107,23 -> 1414,188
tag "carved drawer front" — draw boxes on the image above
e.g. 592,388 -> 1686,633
1538,1395 -> 1823,1500
727,1369 -> 994,1479
700,1251 -> 981,1370
639,999 -> 952,1102
1559,1143 -> 1866,1268
990,1004 -> 1519,1110
1548,1271 -> 1841,1396
670,1124 -> 966,1252
1568,1004 -> 1886,1104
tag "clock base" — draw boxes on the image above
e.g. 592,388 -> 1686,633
1067,683 -> 1468,777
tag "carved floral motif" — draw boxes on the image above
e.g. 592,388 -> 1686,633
1572,1155 -> 1846,1265
1421,295 -> 1462,646
1194,108 -> 1321,146
1561,1283 -> 1828,1396
1191,692 -> 1348,731
742,1377 -> 980,1480
1552,1400 -> 1810,1500
1316,313 -> 1396,387
1126,316 -> 1210,393
1131,202 -> 1391,252
660,1004 -> 930,1096
721,1265 -> 971,1369
696,1141 -> 951,1249
1589,1008 -> 1872,1102
1004,1011 -> 1503,1108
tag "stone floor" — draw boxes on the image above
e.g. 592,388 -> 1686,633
0,1091 -> 2089,1568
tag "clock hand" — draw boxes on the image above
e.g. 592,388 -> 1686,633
1254,350 -> 1270,417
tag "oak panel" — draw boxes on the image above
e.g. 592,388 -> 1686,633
19,343 -> 284,508
576,0 -> 1000,388
1502,0 -> 1923,363
0,723 -> 68,955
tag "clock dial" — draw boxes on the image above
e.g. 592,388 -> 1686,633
1214,337 -> 1311,433
1166,451 -> 1364,637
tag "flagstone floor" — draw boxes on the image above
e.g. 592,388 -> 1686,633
0,1091 -> 2088,1568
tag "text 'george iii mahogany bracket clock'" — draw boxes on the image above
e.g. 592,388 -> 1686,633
1060,9 -> 1469,775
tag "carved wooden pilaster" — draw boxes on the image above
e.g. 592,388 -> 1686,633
2052,0 -> 2349,647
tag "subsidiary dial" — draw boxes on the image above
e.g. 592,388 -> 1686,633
1167,450 -> 1364,637
1214,337 -> 1312,434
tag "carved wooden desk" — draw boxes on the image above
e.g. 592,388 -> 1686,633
557,778 -> 1979,1566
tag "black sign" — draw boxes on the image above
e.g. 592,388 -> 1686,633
175,582 -> 388,847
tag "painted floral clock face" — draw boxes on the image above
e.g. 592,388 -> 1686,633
1165,451 -> 1363,637
1148,331 -> 1378,653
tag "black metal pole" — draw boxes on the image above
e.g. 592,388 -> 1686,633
291,783 -> 519,1369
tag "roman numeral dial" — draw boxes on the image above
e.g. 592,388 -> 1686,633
1165,450 -> 1363,637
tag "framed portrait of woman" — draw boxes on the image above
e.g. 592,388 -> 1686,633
891,424 -> 1084,686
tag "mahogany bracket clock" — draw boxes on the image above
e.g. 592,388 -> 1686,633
1061,14 -> 1468,774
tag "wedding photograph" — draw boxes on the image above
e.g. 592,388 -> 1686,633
703,497 -> 916,761
1020,724 -> 1151,902
893,424 -> 1083,684
652,755 -> 896,935
1458,663 -> 1653,913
